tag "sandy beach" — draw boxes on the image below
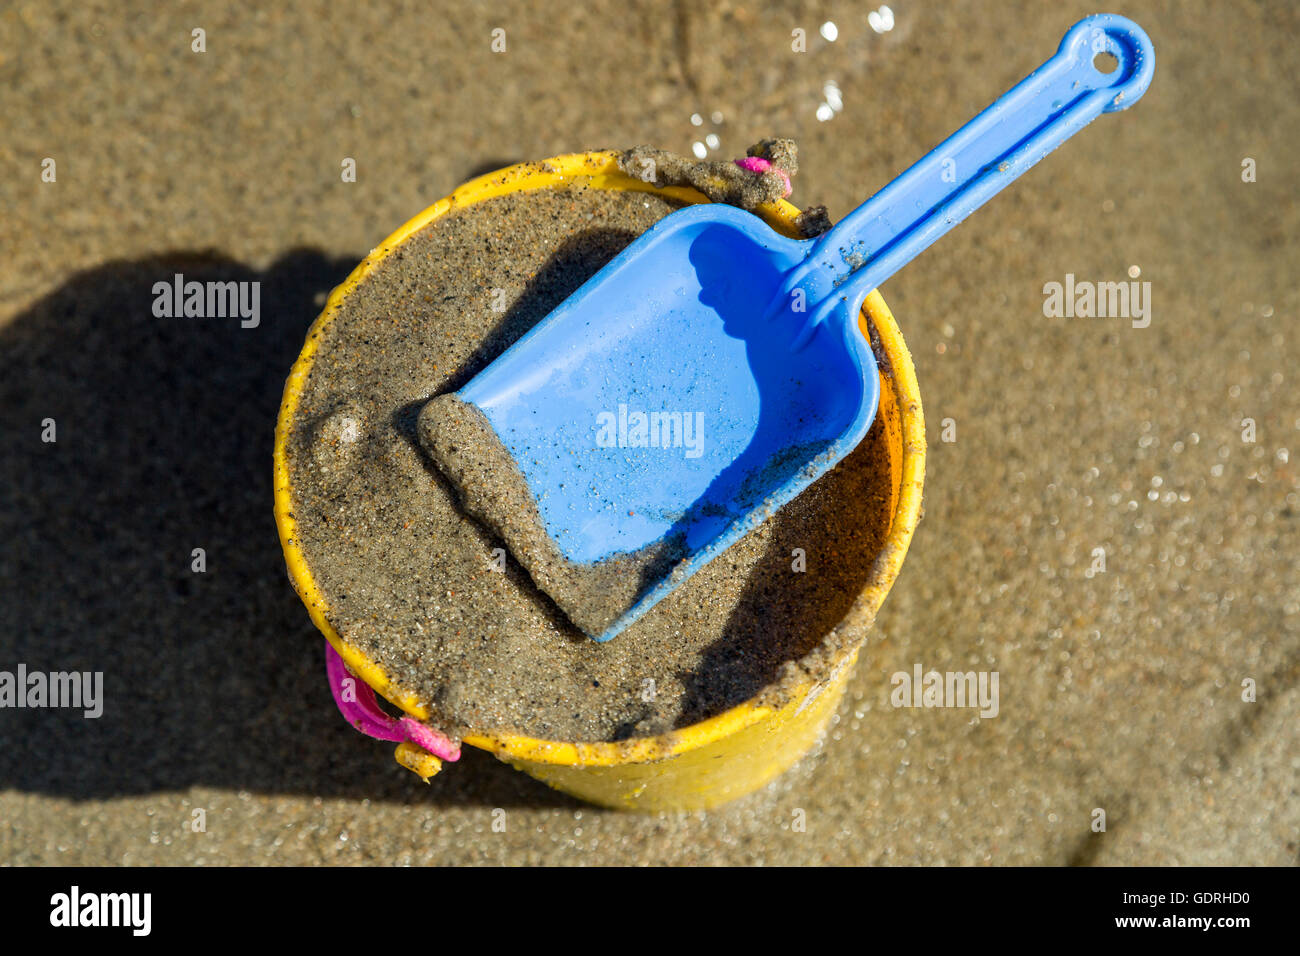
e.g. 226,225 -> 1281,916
1,0 -> 1296,865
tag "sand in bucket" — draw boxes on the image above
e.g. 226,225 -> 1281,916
282,148 -> 898,745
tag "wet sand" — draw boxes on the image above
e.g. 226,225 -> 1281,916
1,0 -> 1296,864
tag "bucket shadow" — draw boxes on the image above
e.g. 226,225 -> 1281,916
0,251 -> 580,807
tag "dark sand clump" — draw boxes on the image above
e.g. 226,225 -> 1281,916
286,181 -> 895,743
619,140 -> 833,238
618,140 -> 794,209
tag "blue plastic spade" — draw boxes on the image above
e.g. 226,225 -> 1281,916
440,15 -> 1153,642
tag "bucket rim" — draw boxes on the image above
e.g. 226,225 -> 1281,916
273,150 -> 927,768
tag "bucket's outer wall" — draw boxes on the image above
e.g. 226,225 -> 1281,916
273,152 -> 927,811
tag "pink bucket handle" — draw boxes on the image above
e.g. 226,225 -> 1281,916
324,641 -> 460,762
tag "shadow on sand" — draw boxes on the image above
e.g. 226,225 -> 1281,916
0,250 -> 581,806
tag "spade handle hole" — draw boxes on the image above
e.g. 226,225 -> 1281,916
1092,51 -> 1120,74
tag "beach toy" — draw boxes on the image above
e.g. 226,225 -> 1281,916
423,14 -> 1154,643
275,151 -> 925,808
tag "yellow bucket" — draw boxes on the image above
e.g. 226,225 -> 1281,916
274,151 -> 926,811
